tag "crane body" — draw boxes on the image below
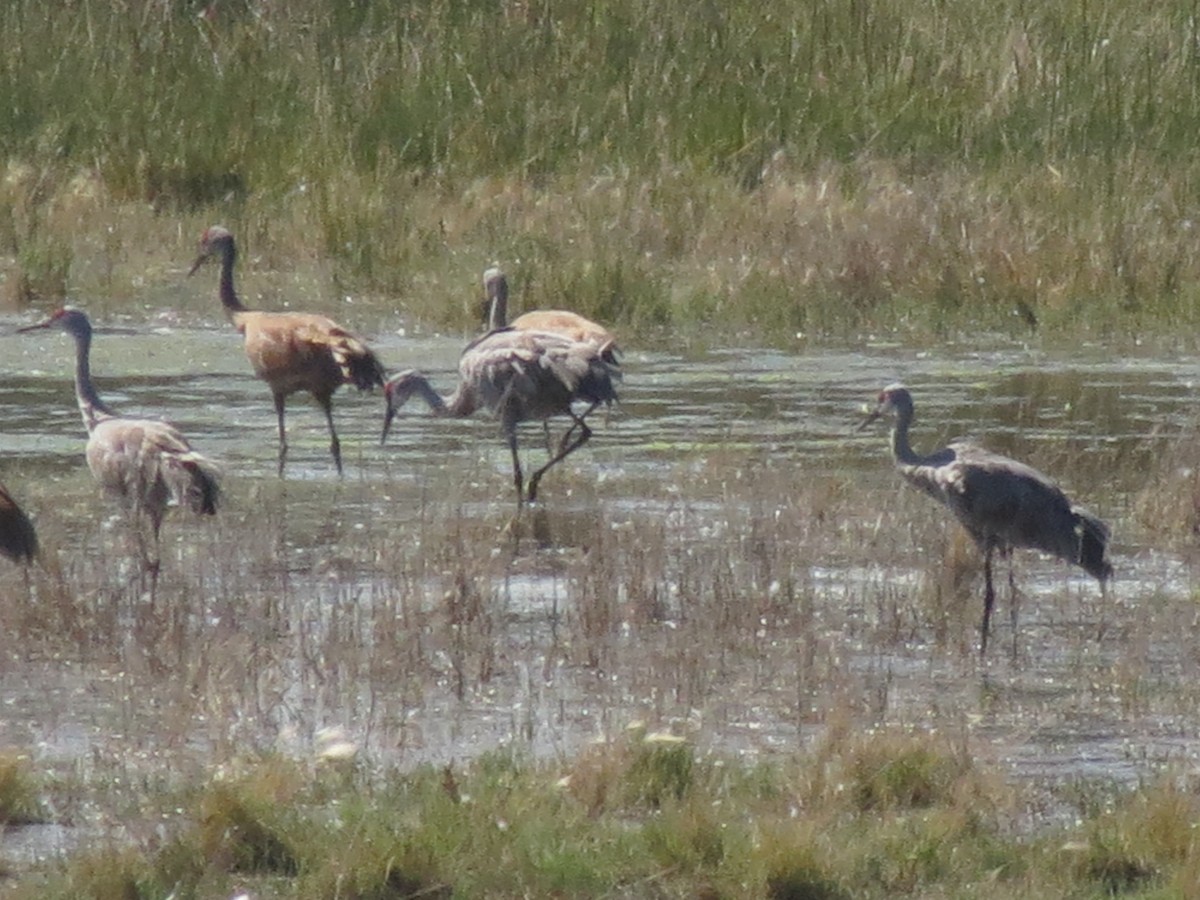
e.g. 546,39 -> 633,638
19,308 -> 220,575
189,226 -> 386,476
381,327 -> 619,503
0,482 -> 38,565
861,384 -> 1112,654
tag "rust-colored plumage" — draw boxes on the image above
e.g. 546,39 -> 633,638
189,226 -> 386,476
483,267 -> 620,365
861,384 -> 1112,655
0,482 -> 38,565
19,308 -> 220,575
381,327 -> 620,503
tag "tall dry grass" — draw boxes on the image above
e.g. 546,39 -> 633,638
2,1 -> 1200,338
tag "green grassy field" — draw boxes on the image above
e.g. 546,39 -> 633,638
4,0 -> 1200,339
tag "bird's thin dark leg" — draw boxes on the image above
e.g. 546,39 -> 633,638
980,548 -> 996,657
555,403 -> 597,456
274,392 -> 288,477
320,396 -> 343,476
1007,554 -> 1020,662
528,414 -> 593,503
507,427 -> 525,504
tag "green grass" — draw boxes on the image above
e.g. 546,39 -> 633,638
4,1 -> 1200,338
11,733 -> 1200,898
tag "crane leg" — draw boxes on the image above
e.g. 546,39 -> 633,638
555,403 -> 598,456
274,393 -> 288,477
1007,555 -> 1020,661
320,397 -> 343,477
528,414 -> 593,503
980,549 -> 996,657
508,430 -> 525,504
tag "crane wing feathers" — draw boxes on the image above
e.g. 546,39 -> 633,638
452,329 -> 620,425
0,483 -> 38,563
87,419 -> 221,516
238,313 -> 385,392
904,443 -> 1099,568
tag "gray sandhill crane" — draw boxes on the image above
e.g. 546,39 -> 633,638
19,308 -> 220,576
188,225 -> 387,476
0,482 -> 38,564
381,327 -> 620,503
860,384 -> 1112,655
483,267 -> 620,365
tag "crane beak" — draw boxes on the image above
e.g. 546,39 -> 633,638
856,408 -> 883,431
187,254 -> 207,276
15,318 -> 52,334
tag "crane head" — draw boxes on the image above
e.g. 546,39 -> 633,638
380,371 -> 420,444
482,265 -> 508,330
188,225 -> 235,276
16,306 -> 92,340
858,383 -> 913,431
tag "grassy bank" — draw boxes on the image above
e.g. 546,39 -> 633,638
7,732 -> 1200,898
4,1 -> 1200,339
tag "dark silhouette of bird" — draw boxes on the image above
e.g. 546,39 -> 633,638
483,266 -> 620,365
860,384 -> 1112,655
19,308 -> 220,577
188,225 -> 387,476
0,482 -> 38,565
381,327 -> 620,503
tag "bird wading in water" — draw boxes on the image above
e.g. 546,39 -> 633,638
381,327 -> 620,504
188,225 -> 387,476
860,384 -> 1112,655
19,308 -> 220,584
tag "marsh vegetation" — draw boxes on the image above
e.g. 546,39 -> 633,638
4,0 -> 1200,896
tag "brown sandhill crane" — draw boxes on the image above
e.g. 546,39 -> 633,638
381,327 -> 620,503
19,308 -> 220,578
860,384 -> 1112,655
0,482 -> 38,564
483,267 -> 620,364
188,225 -> 387,476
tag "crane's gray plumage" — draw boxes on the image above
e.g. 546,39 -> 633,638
381,327 -> 620,503
483,266 -> 621,365
20,308 -> 220,573
861,383 -> 1112,654
0,482 -> 38,564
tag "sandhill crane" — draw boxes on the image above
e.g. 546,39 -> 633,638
188,225 -> 387,476
860,384 -> 1113,655
0,482 -> 38,565
381,327 -> 620,503
19,308 -> 220,577
483,267 -> 620,365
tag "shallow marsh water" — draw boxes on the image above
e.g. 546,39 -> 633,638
1,315 -> 1199,858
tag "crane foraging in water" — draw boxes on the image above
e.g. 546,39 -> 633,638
483,266 -> 620,365
188,225 -> 387,476
19,308 -> 220,578
859,384 -> 1112,655
0,482 -> 38,565
381,327 -> 620,504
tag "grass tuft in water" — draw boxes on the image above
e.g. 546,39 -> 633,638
0,754 -> 46,826
193,758 -> 307,877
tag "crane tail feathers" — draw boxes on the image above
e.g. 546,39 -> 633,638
1074,508 -> 1113,582
167,456 -> 221,516
338,346 -> 387,392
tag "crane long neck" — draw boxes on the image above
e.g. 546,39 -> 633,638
69,328 -> 116,432
408,375 -> 476,418
889,409 -> 926,467
487,281 -> 509,331
217,243 -> 247,316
